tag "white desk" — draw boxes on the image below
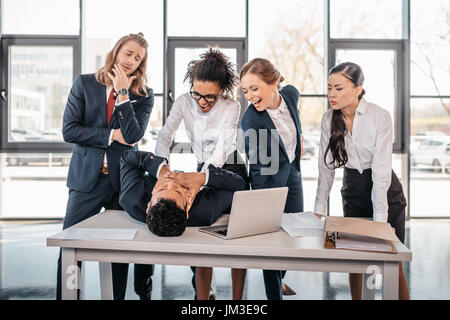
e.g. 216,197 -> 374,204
47,210 -> 412,300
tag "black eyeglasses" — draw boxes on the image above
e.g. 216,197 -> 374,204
189,86 -> 222,104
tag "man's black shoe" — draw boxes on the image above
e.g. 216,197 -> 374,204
193,293 -> 216,300
139,292 -> 152,300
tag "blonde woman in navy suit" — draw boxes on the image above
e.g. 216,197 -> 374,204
240,58 -> 304,300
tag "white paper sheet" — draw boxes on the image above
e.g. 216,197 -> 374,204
64,228 -> 138,240
281,211 -> 324,237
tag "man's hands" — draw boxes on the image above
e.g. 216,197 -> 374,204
112,129 -> 134,146
166,171 -> 206,214
107,64 -> 136,103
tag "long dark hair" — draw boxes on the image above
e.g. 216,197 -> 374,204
184,48 -> 237,98
324,62 -> 366,169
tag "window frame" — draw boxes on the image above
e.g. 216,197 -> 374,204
0,35 -> 81,153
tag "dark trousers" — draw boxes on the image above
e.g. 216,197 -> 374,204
263,162 -> 304,300
56,174 -> 153,299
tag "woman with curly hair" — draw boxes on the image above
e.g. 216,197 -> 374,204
155,48 -> 248,300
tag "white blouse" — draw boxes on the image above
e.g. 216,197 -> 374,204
266,96 -> 297,163
314,98 -> 393,223
155,93 -> 241,172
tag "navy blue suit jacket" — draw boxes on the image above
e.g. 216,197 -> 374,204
119,150 -> 246,227
62,73 -> 154,193
241,85 -> 303,190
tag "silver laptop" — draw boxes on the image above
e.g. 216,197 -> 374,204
199,187 -> 288,240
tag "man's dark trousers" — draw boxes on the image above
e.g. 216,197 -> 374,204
56,173 -> 153,300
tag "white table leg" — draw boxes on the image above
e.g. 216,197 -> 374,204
99,262 -> 114,300
61,248 -> 78,300
79,262 -> 86,300
362,273 -> 376,300
382,261 -> 399,300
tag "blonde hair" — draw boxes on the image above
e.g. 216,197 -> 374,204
239,58 -> 285,89
95,33 -> 149,96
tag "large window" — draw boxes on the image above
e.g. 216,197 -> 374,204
330,0 -> 403,39
0,0 -> 448,219
410,0 -> 450,97
249,0 -> 325,96
7,45 -> 73,144
410,0 -> 450,217
1,0 -> 79,35
167,0 -> 246,37
1,36 -> 80,152
249,0 -> 326,213
84,0 -> 164,93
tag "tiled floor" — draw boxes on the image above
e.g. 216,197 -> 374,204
0,219 -> 449,300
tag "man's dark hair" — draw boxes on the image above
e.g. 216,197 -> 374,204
146,198 -> 187,237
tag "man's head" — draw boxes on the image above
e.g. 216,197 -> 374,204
146,198 -> 187,237
145,172 -> 191,237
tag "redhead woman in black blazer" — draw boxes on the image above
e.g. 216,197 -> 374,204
240,58 -> 304,300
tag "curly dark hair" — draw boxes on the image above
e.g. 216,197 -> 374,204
146,198 -> 187,237
184,47 -> 237,98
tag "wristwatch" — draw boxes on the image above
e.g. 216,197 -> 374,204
116,88 -> 129,96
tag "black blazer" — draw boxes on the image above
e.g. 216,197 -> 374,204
62,73 -> 154,193
241,85 -> 303,190
119,150 -> 246,226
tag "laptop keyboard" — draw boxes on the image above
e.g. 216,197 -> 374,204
217,228 -> 228,236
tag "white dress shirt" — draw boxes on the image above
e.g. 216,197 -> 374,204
266,96 -> 297,163
155,93 -> 241,172
314,98 -> 393,223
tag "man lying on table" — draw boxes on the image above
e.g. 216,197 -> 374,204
119,149 -> 247,300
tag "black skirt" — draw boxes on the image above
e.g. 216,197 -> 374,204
341,168 -> 407,243
196,150 -> 250,190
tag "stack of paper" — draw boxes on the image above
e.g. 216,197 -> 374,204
64,228 -> 138,240
281,212 -> 324,237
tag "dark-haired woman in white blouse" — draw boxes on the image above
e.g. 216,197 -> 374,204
314,62 -> 409,300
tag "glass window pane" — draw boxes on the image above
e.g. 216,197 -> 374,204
2,0 -> 79,35
9,46 -> 73,143
0,152 -> 71,218
138,96 -> 163,153
299,97 -> 327,212
411,0 -> 450,96
167,0 -> 246,37
410,98 -> 450,217
84,0 -> 164,93
249,0 -> 325,94
330,0 -> 402,39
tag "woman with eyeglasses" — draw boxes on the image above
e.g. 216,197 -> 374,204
155,48 -> 248,300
